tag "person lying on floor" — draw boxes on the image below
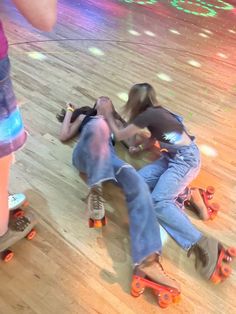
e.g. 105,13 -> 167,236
57,96 -> 181,296
56,97 -> 231,287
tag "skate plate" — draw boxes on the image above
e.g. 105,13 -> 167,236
0,209 -> 37,262
210,246 -> 236,284
131,275 -> 180,308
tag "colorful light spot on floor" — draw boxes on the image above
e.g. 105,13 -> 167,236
187,60 -> 201,68
117,92 -> 129,102
128,29 -> 141,36
88,47 -> 104,56
199,144 -> 218,157
144,30 -> 156,37
199,32 -> 209,38
169,29 -> 180,35
217,53 -> 227,59
157,73 -> 173,82
28,52 -> 47,60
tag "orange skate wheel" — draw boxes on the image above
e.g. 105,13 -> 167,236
93,220 -> 102,228
2,250 -> 14,262
102,216 -> 107,226
157,291 -> 172,308
88,219 -> 95,228
209,210 -> 217,220
211,273 -> 221,284
13,209 -> 25,219
206,186 -> 215,197
131,289 -> 141,297
220,265 -> 232,278
227,247 -> 236,257
131,279 -> 145,295
172,294 -> 181,303
26,229 -> 36,240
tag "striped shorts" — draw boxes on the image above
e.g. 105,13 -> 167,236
0,56 -> 27,158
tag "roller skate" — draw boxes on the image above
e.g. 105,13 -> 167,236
0,209 -> 37,262
188,236 -> 236,284
8,193 -> 29,219
185,186 -> 220,220
131,254 -> 181,308
87,186 -> 107,228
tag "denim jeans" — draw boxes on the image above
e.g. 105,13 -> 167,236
72,116 -> 162,264
139,140 -> 202,250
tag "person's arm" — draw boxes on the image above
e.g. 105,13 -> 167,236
12,0 -> 57,31
106,112 -> 141,141
59,106 -> 85,142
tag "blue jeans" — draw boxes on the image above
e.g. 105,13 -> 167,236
139,142 -> 202,250
72,116 -> 162,264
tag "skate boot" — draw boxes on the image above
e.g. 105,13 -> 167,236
0,209 -> 37,262
131,253 -> 181,308
188,236 -> 236,284
8,193 -> 29,219
185,187 -> 220,220
87,186 -> 107,228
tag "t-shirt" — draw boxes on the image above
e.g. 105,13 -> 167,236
0,21 -> 8,60
132,106 -> 185,144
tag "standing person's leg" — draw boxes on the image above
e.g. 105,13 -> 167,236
0,154 -> 12,236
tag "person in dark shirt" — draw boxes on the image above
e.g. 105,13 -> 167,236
101,83 -> 228,281
57,96 -> 182,298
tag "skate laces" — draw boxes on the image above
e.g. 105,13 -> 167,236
90,188 -> 104,212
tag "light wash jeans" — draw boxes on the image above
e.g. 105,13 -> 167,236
72,116 -> 162,264
138,112 -> 202,250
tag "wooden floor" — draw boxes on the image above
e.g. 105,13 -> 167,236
1,0 -> 236,313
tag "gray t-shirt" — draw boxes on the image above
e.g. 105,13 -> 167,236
132,106 -> 184,144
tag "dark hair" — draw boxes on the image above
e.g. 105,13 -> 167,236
56,106 -> 97,123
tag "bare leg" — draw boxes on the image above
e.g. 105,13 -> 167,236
0,154 -> 12,236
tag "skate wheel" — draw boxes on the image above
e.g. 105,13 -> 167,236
2,250 -> 14,262
131,289 -> 141,297
13,209 -> 25,219
220,264 -> 232,278
26,229 -> 36,240
93,220 -> 103,228
131,279 -> 145,295
227,247 -> 236,258
157,291 -> 172,308
172,294 -> 181,303
209,210 -> 217,220
206,186 -> 215,198
88,218 -> 94,228
211,273 -> 221,284
101,216 -> 107,226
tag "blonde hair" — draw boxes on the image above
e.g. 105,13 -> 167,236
124,83 -> 158,122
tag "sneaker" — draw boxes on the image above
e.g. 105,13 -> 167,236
8,194 -> 26,211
